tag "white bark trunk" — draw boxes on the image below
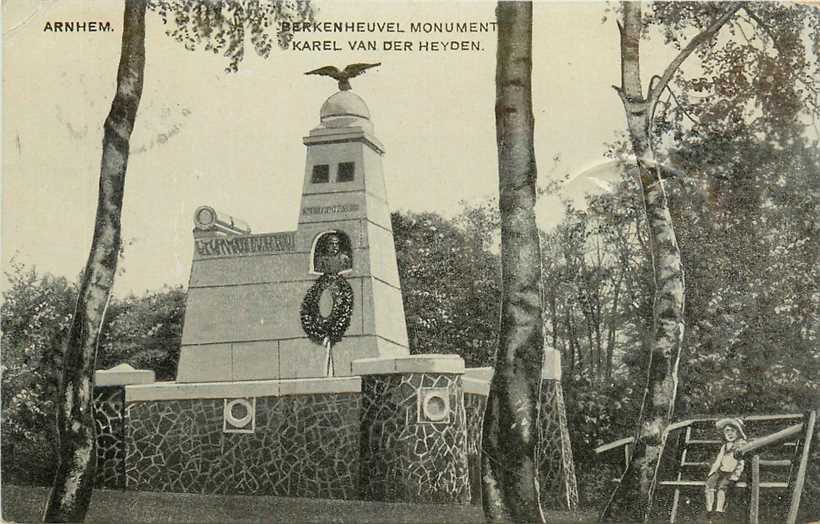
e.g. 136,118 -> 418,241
44,1 -> 146,521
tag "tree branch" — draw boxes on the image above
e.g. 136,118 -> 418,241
734,18 -> 755,47
664,84 -> 703,128
741,5 -> 779,47
647,3 -> 744,124
740,6 -> 820,106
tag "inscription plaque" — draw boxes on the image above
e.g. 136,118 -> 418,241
195,232 -> 296,258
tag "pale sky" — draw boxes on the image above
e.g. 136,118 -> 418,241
2,1 -> 684,295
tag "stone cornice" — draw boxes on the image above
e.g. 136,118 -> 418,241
125,376 -> 361,402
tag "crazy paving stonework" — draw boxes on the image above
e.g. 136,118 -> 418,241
464,393 -> 487,505
94,386 -> 126,489
538,379 -> 579,511
359,373 -> 470,504
125,393 -> 359,499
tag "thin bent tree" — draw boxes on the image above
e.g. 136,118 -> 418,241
44,1 -> 312,521
44,1 -> 147,520
600,2 -> 743,522
481,2 -> 546,523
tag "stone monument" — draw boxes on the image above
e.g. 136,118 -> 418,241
90,71 -> 575,508
176,81 -> 409,382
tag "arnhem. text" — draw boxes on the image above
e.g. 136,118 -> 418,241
44,21 -> 113,32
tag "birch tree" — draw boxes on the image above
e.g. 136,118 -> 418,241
481,2 -> 546,522
43,3 -> 148,520
600,3 -> 743,521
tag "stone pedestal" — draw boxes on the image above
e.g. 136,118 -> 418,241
537,349 -> 579,511
93,364 -> 155,489
460,353 -> 579,511
463,367 -> 492,506
353,355 -> 470,504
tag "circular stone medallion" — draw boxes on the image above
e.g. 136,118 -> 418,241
225,399 -> 253,428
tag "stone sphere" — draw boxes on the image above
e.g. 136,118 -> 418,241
319,91 -> 374,131
320,91 -> 371,120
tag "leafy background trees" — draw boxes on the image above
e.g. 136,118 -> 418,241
1,265 -> 74,486
1,263 -> 186,486
392,210 -> 500,368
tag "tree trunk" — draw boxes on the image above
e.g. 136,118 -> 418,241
481,2 -> 545,522
601,3 -> 742,521
605,271 -> 623,380
593,301 -> 603,380
582,292 -> 597,378
43,1 -> 146,521
566,306 -> 578,373
549,289 -> 558,349
601,3 -> 685,521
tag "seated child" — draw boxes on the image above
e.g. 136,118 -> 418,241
705,417 -> 748,519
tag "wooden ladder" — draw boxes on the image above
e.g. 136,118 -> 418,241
659,412 -> 816,523
596,411 -> 816,523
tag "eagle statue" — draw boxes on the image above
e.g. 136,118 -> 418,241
305,63 -> 381,91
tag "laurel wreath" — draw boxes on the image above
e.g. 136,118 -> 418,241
300,273 -> 354,345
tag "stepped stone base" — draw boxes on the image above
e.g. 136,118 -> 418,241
93,353 -> 577,507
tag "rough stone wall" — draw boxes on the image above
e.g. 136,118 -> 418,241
464,392 -> 487,506
125,393 -> 359,499
93,386 -> 126,489
359,373 -> 470,504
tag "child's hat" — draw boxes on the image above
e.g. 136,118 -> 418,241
716,417 -> 747,439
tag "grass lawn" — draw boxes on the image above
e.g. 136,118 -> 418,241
1,485 -> 596,523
